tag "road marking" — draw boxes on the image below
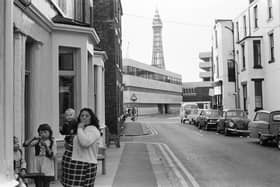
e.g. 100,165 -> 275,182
124,141 -> 200,187
158,143 -> 190,187
162,144 -> 200,187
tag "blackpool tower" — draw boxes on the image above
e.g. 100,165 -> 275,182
151,9 -> 165,69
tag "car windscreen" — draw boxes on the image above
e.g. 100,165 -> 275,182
205,110 -> 220,117
226,110 -> 246,118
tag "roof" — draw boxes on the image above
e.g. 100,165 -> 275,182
123,58 -> 182,79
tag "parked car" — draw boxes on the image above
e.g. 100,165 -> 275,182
216,109 -> 250,136
187,109 -> 203,125
197,109 -> 221,130
180,103 -> 198,124
248,110 -> 280,149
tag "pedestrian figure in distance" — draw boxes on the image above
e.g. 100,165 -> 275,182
23,123 -> 57,187
61,108 -> 101,187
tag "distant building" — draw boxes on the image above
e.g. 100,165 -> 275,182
182,51 -> 212,109
212,19 -> 236,110
182,82 -> 212,109
199,52 -> 213,82
233,0 -> 280,119
93,0 -> 123,136
123,58 -> 182,115
151,9 -> 165,69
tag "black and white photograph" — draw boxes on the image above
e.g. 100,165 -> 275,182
1,0 -> 280,186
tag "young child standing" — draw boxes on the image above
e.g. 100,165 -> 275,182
59,108 -> 78,148
23,123 -> 57,187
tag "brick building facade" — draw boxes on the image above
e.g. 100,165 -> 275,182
93,0 -> 123,135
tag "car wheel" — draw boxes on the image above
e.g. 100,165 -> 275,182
205,123 -> 208,131
224,128 -> 229,136
259,136 -> 266,145
277,137 -> 280,150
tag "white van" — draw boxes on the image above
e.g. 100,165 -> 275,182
180,103 -> 198,124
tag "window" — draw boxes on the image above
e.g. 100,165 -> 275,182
241,44 -> 246,69
254,6 -> 258,28
74,0 -> 92,25
269,33 -> 275,62
268,0 -> 273,19
59,47 -> 76,124
216,56 -> 219,78
254,112 -> 269,122
253,40 -> 261,68
243,15 -> 247,36
242,84 -> 247,112
227,60 -> 236,82
122,65 -> 182,85
236,22 -> 239,41
254,80 -> 263,110
215,29 -> 218,48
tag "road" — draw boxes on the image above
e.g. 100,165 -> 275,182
128,115 -> 280,187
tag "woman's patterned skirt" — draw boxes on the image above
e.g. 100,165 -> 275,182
61,143 -> 97,187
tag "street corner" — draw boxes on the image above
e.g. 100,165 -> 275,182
122,121 -> 155,136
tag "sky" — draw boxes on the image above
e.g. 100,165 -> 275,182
121,0 -> 249,82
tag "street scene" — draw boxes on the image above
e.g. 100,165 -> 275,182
1,0 -> 280,187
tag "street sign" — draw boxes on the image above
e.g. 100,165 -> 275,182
130,93 -> 137,102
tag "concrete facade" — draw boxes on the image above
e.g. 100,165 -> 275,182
123,58 -> 182,115
0,0 -> 106,176
0,0 -> 14,178
199,52 -> 213,82
182,82 -> 212,109
233,0 -> 280,119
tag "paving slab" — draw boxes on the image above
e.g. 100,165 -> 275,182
112,143 -> 157,187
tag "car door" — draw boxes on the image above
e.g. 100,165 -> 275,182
249,112 -> 269,138
217,111 -> 226,131
269,111 -> 280,136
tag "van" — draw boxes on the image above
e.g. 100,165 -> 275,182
180,103 -> 198,124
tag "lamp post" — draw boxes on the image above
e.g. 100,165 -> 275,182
225,23 -> 240,109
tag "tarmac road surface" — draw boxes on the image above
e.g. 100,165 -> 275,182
137,115 -> 280,187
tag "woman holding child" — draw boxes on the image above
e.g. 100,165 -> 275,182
61,108 -> 101,187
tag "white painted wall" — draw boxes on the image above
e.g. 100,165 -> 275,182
212,20 -> 236,109
234,0 -> 280,119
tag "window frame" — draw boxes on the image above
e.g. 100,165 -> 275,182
58,47 -> 78,125
268,32 -> 275,63
254,5 -> 259,29
254,80 -> 263,110
267,0 -> 273,20
241,43 -> 246,70
253,40 -> 262,68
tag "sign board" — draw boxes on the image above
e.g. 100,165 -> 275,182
130,93 -> 137,102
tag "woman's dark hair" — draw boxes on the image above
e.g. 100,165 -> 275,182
78,108 -> 100,130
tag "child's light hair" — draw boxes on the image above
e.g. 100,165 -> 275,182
65,108 -> 75,116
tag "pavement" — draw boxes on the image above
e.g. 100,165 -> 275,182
29,120 -> 174,187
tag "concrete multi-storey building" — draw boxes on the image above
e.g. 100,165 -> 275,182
199,52 -> 213,82
233,0 -> 280,119
93,0 -> 123,137
182,52 -> 212,109
123,58 -> 182,115
212,19 -> 237,110
0,0 -> 106,177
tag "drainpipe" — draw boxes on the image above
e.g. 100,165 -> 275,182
225,22 -> 240,109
